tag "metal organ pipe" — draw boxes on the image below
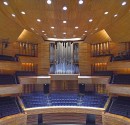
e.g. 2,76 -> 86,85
49,42 -> 79,74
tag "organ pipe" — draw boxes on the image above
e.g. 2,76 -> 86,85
50,42 -> 79,74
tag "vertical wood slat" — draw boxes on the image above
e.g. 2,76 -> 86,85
79,43 -> 91,75
43,113 -> 86,124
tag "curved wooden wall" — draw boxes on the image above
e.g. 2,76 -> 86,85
103,113 -> 130,125
0,113 -> 27,125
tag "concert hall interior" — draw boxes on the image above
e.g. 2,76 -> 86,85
0,0 -> 130,125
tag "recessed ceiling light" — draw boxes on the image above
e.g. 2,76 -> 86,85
42,30 -> 45,32
44,34 -> 47,35
122,1 -> 127,6
12,14 -> 16,17
63,6 -> 67,11
31,28 -> 34,31
85,30 -> 87,32
114,14 -> 118,17
63,32 -> 66,34
63,21 -> 67,23
104,11 -> 109,15
21,11 -> 25,15
37,19 -> 41,22
95,28 -> 98,30
75,26 -> 79,29
79,0 -> 83,4
83,34 -> 85,35
89,19 -> 93,22
47,0 -> 51,4
3,1 -> 8,5
51,26 -> 54,29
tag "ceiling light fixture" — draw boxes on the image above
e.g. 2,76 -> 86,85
37,19 -> 41,22
44,34 -> 47,35
83,34 -> 85,35
21,11 -> 25,15
12,14 -> 16,17
47,38 -> 82,41
51,26 -> 54,29
89,19 -> 93,22
63,32 -> 66,34
42,30 -> 45,32
3,1 -> 8,5
31,28 -> 34,31
122,1 -> 127,6
104,11 -> 109,15
75,26 -> 79,29
63,21 -> 67,23
85,30 -> 88,32
79,0 -> 83,4
47,0 -> 51,4
63,6 -> 67,11
95,28 -> 98,30
114,14 -> 118,17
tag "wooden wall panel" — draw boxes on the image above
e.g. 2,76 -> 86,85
27,114 -> 38,125
0,85 -> 22,95
91,56 -> 111,64
103,113 -> 130,125
19,56 -> 38,64
79,43 -> 91,75
1,42 -> 19,56
0,61 -> 21,70
38,42 -> 49,75
0,113 -> 27,125
43,113 -> 86,124
107,84 -> 130,96
50,80 -> 78,92
87,29 -> 111,44
107,61 -> 130,71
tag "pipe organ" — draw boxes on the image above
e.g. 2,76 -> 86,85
50,42 -> 79,74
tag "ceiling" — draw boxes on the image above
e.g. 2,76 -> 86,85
0,0 -> 130,42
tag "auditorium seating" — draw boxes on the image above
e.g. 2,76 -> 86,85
0,97 -> 22,118
49,92 -> 78,106
21,92 -> 48,108
92,71 -> 113,76
20,92 -> 108,108
107,96 -> 130,118
111,51 -> 130,61
15,71 -> 37,76
15,54 -> 35,57
0,54 -> 18,61
110,74 -> 130,84
81,93 -> 108,108
0,74 -> 17,85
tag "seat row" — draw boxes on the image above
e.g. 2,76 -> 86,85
107,96 -> 130,118
20,92 -> 108,108
110,74 -> 130,84
0,54 -> 36,62
0,71 -> 36,85
0,97 -> 22,118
